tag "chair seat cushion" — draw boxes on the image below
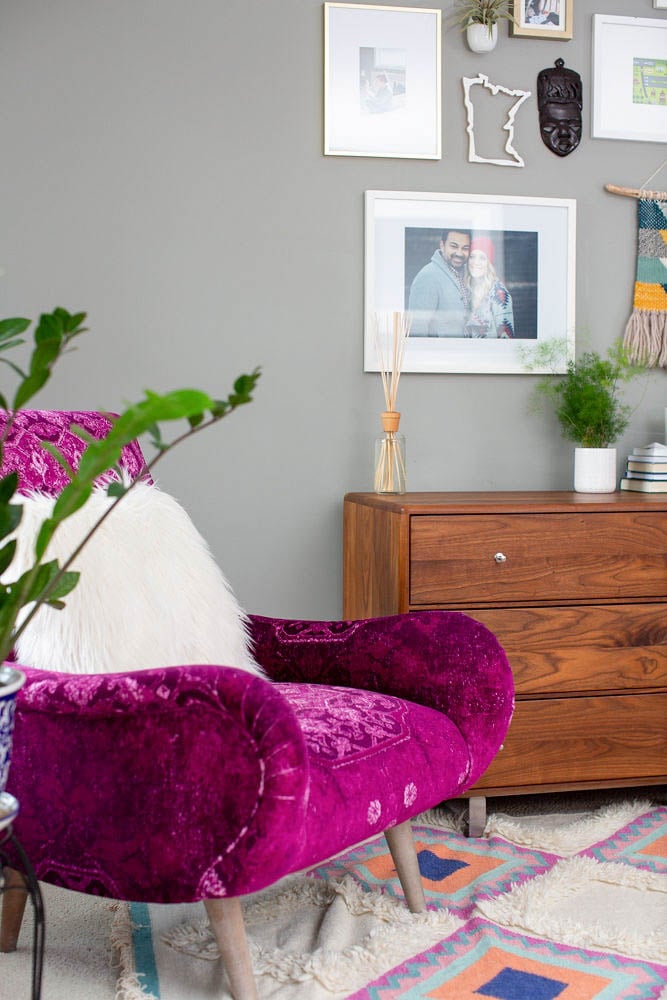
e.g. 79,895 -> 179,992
277,683 -> 471,869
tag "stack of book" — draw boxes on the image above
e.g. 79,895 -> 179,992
620,442 -> 667,493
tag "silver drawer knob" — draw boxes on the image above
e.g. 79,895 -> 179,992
494,552 -> 507,563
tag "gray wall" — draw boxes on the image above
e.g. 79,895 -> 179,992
1,0 -> 665,619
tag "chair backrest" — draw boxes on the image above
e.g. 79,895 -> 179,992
0,410 -> 147,495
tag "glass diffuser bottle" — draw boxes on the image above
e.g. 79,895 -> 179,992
372,310 -> 410,495
374,410 -> 406,494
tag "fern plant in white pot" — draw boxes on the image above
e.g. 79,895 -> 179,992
525,341 -> 645,493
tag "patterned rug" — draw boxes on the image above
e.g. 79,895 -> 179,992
113,796 -> 667,1000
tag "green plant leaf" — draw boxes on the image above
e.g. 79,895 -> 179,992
0,502 -> 22,542
106,480 -> 127,498
40,441 -> 76,481
524,338 -> 646,448
0,472 -> 19,504
0,339 -> 26,354
51,482 -> 93,525
0,540 -> 17,576
45,569 -> 80,602
0,318 -> 30,342
0,358 -> 28,380
34,311 -> 62,344
13,369 -> 50,409
210,400 -> 230,418
35,517 -> 56,560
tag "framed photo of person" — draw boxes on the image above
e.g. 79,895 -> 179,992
364,190 -> 576,375
592,15 -> 667,143
511,0 -> 573,40
324,3 -> 441,159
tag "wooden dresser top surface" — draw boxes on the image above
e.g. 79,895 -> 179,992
344,491 -> 667,515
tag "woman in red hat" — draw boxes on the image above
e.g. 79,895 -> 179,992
464,236 -> 515,339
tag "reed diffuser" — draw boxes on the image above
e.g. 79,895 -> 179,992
373,311 -> 410,494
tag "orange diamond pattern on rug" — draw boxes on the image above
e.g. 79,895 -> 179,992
348,919 -> 666,999
584,805 -> 667,873
310,825 -> 556,918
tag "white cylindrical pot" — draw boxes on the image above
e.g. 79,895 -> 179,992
466,21 -> 498,53
573,447 -> 617,494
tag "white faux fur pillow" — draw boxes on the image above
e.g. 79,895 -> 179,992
6,481 -> 265,678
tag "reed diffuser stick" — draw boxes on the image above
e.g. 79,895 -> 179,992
373,311 -> 411,493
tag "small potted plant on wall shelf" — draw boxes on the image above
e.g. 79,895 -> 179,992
524,340 -> 646,494
451,0 -> 514,53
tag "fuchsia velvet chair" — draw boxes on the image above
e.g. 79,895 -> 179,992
0,411 -> 514,1000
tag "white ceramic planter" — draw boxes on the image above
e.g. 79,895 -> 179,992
0,665 -> 26,793
573,447 -> 617,494
466,21 -> 498,53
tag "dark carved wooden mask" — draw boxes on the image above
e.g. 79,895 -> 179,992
537,58 -> 582,157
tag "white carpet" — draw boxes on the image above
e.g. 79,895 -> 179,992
2,881 -> 118,1000
113,877 -> 462,1000
3,790 -> 666,1000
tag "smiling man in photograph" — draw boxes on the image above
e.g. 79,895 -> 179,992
408,228 -> 472,336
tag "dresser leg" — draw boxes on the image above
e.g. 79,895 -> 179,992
468,796 -> 487,838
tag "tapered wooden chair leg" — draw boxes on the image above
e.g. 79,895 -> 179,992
0,866 -> 28,952
385,820 -> 426,913
204,896 -> 258,1000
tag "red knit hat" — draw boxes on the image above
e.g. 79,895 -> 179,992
469,236 -> 496,264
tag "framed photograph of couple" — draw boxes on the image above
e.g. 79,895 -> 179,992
364,190 -> 576,375
323,3 -> 441,159
511,0 -> 573,40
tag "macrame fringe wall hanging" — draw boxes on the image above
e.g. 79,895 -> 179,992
606,163 -> 667,369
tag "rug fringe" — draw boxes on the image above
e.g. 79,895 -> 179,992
110,900 -> 159,1000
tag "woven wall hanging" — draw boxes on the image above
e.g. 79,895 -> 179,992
607,179 -> 667,369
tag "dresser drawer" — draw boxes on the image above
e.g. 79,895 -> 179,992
465,604 -> 667,695
471,693 -> 667,791
410,512 -> 667,606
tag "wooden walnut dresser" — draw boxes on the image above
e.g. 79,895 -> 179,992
343,491 -> 667,821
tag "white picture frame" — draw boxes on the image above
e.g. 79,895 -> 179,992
364,190 -> 576,375
592,15 -> 667,143
324,3 -> 441,159
654,1 -> 667,10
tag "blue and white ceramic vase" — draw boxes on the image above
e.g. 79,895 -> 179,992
0,665 -> 26,794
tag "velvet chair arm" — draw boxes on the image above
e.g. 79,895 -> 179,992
248,610 -> 514,787
8,663 -> 309,902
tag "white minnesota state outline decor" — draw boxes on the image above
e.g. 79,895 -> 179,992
462,74 -> 532,168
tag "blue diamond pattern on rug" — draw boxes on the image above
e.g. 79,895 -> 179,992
417,849 -> 468,881
475,966 -> 567,1000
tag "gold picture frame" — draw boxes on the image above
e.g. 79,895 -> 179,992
511,0 -> 574,41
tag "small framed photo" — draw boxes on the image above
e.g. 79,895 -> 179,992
511,0 -> 573,40
324,3 -> 441,159
593,15 -> 667,143
364,190 -> 576,375
654,1 -> 667,10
